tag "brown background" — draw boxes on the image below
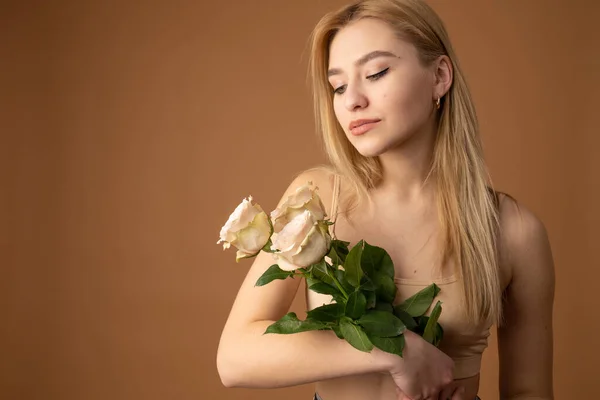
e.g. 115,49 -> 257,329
2,0 -> 599,399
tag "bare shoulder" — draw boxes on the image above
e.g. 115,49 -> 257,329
495,193 -> 555,396
496,192 -> 555,291
218,166 -> 337,333
292,165 -> 337,216
498,193 -> 549,253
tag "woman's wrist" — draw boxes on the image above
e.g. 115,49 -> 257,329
372,330 -> 422,373
371,331 -> 413,373
371,346 -> 396,373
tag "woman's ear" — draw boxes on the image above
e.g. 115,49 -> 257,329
433,55 -> 453,99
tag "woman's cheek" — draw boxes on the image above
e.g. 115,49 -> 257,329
333,104 -> 347,131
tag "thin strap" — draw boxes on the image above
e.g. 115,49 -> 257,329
330,174 -> 341,239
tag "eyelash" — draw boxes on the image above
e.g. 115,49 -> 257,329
333,67 -> 390,95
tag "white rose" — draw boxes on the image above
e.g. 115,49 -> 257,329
270,210 -> 331,271
217,196 -> 272,262
270,182 -> 327,233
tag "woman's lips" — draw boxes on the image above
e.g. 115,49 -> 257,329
349,120 -> 381,136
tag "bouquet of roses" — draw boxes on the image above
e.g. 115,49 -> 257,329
217,182 -> 443,357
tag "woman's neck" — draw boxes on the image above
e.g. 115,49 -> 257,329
375,116 -> 438,205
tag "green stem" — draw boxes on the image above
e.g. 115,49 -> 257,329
326,267 -> 349,300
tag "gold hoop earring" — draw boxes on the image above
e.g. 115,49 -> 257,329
436,97 -> 441,110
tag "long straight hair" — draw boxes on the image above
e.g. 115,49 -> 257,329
307,0 -> 503,326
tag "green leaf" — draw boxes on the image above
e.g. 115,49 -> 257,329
368,334 -> 405,357
331,324 -> 344,339
331,293 -> 347,305
361,242 -> 395,278
365,291 -> 377,309
396,283 -> 441,317
309,282 -> 342,297
422,301 -> 443,344
305,275 -> 319,288
265,312 -> 328,334
345,291 -> 367,319
335,269 -> 354,293
344,240 -> 364,288
374,272 -> 397,303
328,240 -> 350,266
393,308 -> 418,331
358,241 -> 379,277
255,264 -> 295,286
374,302 -> 394,313
359,277 -> 378,291
331,240 -> 350,262
339,317 -> 373,352
336,240 -> 351,249
433,323 -> 444,347
307,303 -> 343,322
328,246 -> 343,266
311,260 -> 335,286
357,310 -> 406,337
414,315 -> 429,336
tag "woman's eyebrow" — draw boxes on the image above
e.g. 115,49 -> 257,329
327,50 -> 399,77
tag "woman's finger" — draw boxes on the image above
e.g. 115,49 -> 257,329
437,383 -> 456,400
451,386 -> 466,400
395,386 -> 415,400
396,386 -> 408,400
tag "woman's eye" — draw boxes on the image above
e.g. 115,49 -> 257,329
333,85 -> 347,95
332,68 -> 388,95
367,67 -> 390,80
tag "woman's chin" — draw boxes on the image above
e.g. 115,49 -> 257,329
353,143 -> 390,158
356,149 -> 383,158
349,134 -> 406,158
352,135 -> 415,158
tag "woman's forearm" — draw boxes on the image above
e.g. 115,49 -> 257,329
216,319 -> 402,388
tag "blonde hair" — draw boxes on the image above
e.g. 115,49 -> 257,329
307,0 -> 503,326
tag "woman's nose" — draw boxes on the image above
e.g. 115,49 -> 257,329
344,84 -> 368,111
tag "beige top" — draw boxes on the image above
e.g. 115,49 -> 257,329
322,173 -> 492,379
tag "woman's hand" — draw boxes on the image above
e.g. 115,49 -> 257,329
396,386 -> 467,400
374,330 -> 457,400
395,385 -> 465,400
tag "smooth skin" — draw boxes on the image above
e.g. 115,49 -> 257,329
217,17 -> 554,400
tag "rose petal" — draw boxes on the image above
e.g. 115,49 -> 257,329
271,210 -> 313,253
234,211 -> 272,254
231,198 -> 261,231
272,254 -> 298,272
271,185 -> 311,215
272,208 -> 305,233
286,185 -> 314,208
235,249 -> 255,262
291,223 -> 331,267
304,196 -> 327,220
219,196 -> 258,241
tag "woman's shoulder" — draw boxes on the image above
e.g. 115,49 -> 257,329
495,191 -> 552,285
285,164 -> 339,216
496,192 -> 548,247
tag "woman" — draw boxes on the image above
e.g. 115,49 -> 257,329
216,1 -> 555,399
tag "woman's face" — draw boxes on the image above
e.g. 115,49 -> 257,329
327,18 -> 438,157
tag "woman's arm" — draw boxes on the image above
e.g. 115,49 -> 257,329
497,198 -> 555,399
216,168 -> 391,388
216,169 -> 457,399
